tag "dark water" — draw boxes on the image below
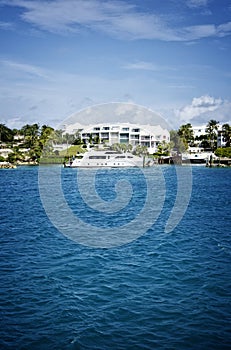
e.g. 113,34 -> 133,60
0,165 -> 231,349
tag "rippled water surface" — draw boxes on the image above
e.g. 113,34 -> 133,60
0,165 -> 231,349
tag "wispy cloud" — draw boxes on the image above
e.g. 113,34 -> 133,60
167,84 -> 195,89
181,24 -> 216,40
1,60 -> 49,79
123,61 -> 160,71
2,0 -> 231,41
123,61 -> 177,72
217,22 -> 231,37
0,21 -> 14,30
186,0 -> 209,9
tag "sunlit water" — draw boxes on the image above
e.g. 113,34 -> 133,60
0,165 -> 230,349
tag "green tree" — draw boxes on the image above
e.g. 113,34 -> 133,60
39,125 -> 55,155
127,144 -> 133,152
120,143 -> 129,153
111,143 -> 133,153
156,141 -> 172,156
222,123 -> 231,147
178,123 -> 194,149
52,129 -> 63,144
28,145 -> 42,161
133,145 -> 148,156
40,125 -> 54,143
21,123 -> 40,148
7,146 -> 25,163
205,119 -> 219,151
72,129 -> 83,145
170,130 -> 187,154
0,124 -> 13,143
215,147 -> 231,158
93,134 -> 100,144
110,143 -> 120,152
62,133 -> 75,145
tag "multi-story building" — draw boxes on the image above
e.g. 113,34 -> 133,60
63,122 -> 170,154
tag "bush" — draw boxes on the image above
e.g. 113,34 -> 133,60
215,147 -> 231,158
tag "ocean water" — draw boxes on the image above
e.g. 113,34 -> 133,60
0,165 -> 231,349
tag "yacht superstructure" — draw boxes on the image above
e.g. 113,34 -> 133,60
64,149 -> 144,168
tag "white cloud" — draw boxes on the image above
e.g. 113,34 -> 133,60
123,61 -> 159,71
176,95 -> 222,120
181,24 -> 216,40
123,61 -> 178,73
1,60 -> 49,79
175,95 -> 231,125
0,21 -> 14,29
186,0 -> 208,8
217,22 -> 231,37
2,0 -> 231,41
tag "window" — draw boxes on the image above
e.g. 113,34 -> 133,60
141,136 -> 150,140
120,133 -> 129,138
130,134 -> 139,139
89,156 -> 107,159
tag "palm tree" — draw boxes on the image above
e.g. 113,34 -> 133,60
62,133 -> 75,145
39,125 -> 55,156
126,144 -> 133,152
52,129 -> 63,144
133,145 -> 148,156
120,143 -> 129,153
222,123 -> 231,147
21,123 -> 40,148
178,123 -> 194,149
205,119 -> 219,150
40,125 -> 54,146
157,141 -> 172,156
72,129 -> 83,145
110,143 -> 121,152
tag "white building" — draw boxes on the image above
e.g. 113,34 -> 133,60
63,122 -> 170,154
192,125 -> 207,140
0,148 -> 13,159
192,124 -> 226,148
217,128 -> 227,147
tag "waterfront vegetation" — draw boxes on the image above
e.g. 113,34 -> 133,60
215,147 -> 231,158
0,119 -> 231,165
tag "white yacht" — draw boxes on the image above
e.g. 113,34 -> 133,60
181,151 -> 217,164
64,149 -> 144,168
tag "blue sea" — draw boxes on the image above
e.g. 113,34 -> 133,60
0,165 -> 231,349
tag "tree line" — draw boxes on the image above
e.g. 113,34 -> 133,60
0,124 -> 58,163
170,119 -> 231,157
0,119 -> 231,163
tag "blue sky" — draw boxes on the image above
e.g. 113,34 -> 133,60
0,0 -> 231,129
